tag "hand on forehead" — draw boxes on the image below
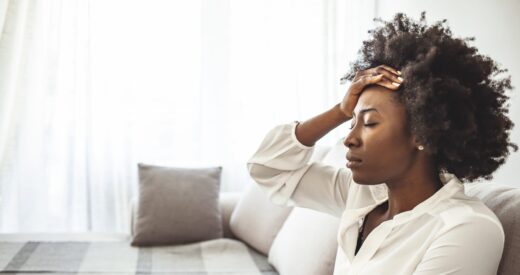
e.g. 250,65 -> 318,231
353,85 -> 402,118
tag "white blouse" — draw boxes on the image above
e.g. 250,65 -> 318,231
247,121 -> 505,275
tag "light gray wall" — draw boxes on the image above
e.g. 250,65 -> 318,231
372,0 -> 520,187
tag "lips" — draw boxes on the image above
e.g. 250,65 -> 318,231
346,153 -> 362,169
346,153 -> 362,162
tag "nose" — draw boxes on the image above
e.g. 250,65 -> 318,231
343,129 -> 360,148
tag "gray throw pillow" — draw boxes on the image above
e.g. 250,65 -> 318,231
131,163 -> 223,246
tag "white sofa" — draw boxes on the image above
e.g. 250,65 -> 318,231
1,138 -> 518,275
215,138 -> 520,275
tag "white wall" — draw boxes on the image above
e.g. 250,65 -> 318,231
371,0 -> 520,187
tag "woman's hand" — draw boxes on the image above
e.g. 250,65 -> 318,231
339,65 -> 403,118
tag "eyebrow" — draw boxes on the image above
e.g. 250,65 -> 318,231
353,108 -> 379,116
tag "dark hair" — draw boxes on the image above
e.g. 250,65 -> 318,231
342,12 -> 518,182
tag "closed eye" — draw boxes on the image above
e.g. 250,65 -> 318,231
364,123 -> 378,127
349,122 -> 378,129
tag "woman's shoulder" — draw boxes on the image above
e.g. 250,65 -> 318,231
430,192 -> 504,238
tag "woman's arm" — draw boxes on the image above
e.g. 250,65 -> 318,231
295,64 -> 402,147
247,121 -> 353,217
294,103 -> 351,147
247,65 -> 402,217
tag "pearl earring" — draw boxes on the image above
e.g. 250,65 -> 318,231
418,145 -> 424,151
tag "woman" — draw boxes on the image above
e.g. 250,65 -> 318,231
247,12 -> 517,274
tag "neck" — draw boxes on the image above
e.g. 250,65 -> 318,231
380,159 -> 444,220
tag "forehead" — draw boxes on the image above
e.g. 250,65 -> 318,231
353,85 -> 403,116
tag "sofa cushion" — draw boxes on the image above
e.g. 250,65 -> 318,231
266,136 -> 341,275
219,192 -> 242,239
131,163 -> 223,246
464,182 -> 520,275
229,182 -> 293,255
268,207 -> 340,275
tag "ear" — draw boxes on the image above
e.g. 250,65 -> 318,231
410,134 -> 421,149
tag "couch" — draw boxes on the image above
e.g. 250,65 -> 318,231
0,138 -> 518,275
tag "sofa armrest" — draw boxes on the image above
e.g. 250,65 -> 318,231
129,192 -> 243,239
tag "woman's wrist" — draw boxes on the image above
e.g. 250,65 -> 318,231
333,103 -> 353,122
294,103 -> 352,147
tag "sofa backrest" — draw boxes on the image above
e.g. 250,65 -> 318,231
464,182 -> 520,275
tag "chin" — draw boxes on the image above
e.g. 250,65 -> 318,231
352,172 -> 381,185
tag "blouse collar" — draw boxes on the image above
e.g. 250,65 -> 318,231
369,172 -> 464,226
337,173 -> 465,263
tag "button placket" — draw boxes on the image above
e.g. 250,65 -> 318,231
351,219 -> 395,268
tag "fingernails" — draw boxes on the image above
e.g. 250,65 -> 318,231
392,82 -> 400,86
397,70 -> 402,75
397,76 -> 404,82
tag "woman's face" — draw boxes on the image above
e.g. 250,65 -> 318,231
344,85 -> 417,185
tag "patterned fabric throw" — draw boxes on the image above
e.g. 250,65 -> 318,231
0,238 -> 278,275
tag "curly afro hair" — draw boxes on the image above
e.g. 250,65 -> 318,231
341,12 -> 518,183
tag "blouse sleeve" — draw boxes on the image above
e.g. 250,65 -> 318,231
412,215 -> 505,275
246,121 -> 352,218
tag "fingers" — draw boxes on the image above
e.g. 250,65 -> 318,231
353,65 -> 402,84
379,65 -> 401,76
352,71 -> 402,95
352,65 -> 403,91
361,73 -> 384,85
372,66 -> 403,84
342,69 -> 401,116
374,76 -> 402,90
349,74 -> 385,96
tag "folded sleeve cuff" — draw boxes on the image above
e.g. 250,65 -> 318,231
290,121 -> 314,150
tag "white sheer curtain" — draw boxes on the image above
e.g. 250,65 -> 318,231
0,0 -> 376,233
0,0 -> 134,233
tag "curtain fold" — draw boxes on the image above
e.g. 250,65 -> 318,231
0,0 -> 375,233
0,0 -> 134,233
